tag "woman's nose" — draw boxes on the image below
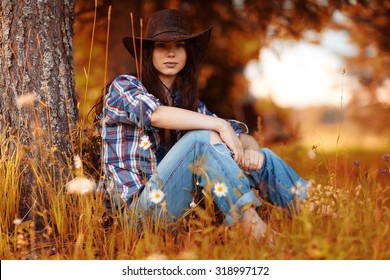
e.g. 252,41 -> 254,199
167,47 -> 175,57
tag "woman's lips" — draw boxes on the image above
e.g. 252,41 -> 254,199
164,62 -> 177,68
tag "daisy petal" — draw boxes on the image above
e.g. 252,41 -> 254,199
149,189 -> 165,204
213,182 -> 228,197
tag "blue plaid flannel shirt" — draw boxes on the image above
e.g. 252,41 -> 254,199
99,75 -> 248,204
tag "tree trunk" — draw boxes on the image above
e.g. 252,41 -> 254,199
0,0 -> 78,219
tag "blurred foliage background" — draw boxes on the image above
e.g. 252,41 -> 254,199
74,0 -> 390,148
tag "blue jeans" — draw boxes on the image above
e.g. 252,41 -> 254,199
131,130 -> 309,226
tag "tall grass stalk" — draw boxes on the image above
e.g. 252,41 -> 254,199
0,130 -> 22,259
130,12 -> 139,78
334,68 -> 346,187
80,0 -> 98,157
103,5 -> 111,92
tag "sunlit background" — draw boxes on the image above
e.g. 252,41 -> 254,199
244,29 -> 358,149
246,30 -> 355,108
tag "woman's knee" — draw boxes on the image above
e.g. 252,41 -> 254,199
181,130 -> 209,144
181,130 -> 224,146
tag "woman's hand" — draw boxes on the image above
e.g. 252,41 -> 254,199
217,121 -> 244,164
241,149 -> 264,171
239,134 -> 264,171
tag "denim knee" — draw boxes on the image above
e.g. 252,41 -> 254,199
180,130 -> 210,145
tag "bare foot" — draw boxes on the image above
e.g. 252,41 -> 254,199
240,207 -> 275,246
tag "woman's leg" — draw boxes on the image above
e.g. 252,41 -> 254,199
133,130 -> 262,226
247,148 -> 310,214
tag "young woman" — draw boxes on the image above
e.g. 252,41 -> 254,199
97,9 -> 310,240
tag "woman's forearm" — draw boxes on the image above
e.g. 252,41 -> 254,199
151,105 -> 245,164
239,134 -> 260,151
151,105 -> 227,132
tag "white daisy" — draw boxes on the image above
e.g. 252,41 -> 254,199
190,200 -> 196,208
213,182 -> 228,197
139,135 -> 152,150
149,189 -> 165,204
13,218 -> 23,225
292,180 -> 305,194
66,177 -> 95,195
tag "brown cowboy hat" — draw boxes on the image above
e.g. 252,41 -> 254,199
123,9 -> 212,61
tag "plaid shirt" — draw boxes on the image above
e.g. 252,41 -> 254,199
99,75 -> 247,204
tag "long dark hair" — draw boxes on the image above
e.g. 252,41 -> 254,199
90,39 -> 202,123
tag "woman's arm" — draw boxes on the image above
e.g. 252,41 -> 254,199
151,105 -> 225,131
151,105 -> 243,163
239,134 -> 260,151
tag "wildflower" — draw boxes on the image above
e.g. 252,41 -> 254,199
73,154 -> 82,169
66,177 -> 95,195
190,200 -> 196,208
353,160 -> 360,167
379,167 -> 389,175
139,135 -> 151,150
16,233 -> 27,249
213,182 -> 228,197
149,189 -> 165,204
13,218 -> 22,225
147,253 -> 168,260
16,93 -> 35,107
178,250 -> 197,260
355,185 -> 362,197
307,149 -> 316,159
381,154 -> 389,162
291,187 -> 300,196
291,180 -> 306,196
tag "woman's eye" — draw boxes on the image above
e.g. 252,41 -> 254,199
155,43 -> 165,48
176,42 -> 185,48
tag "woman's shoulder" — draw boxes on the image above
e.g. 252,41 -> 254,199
111,74 -> 147,93
112,74 -> 142,85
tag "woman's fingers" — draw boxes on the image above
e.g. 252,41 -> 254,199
219,124 -> 243,164
228,137 -> 243,164
242,150 -> 264,170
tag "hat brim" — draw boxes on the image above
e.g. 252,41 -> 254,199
123,26 -> 212,61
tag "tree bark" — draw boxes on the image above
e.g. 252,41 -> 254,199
0,0 -> 78,219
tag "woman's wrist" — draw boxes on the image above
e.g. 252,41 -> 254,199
214,118 -> 230,134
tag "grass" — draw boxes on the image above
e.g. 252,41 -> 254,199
1,122 -> 389,260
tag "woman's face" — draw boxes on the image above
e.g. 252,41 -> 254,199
152,41 -> 187,83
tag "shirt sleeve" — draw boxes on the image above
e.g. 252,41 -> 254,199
197,100 -> 216,117
197,100 -> 249,135
104,75 -> 162,130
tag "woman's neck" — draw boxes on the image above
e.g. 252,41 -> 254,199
159,75 -> 175,92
